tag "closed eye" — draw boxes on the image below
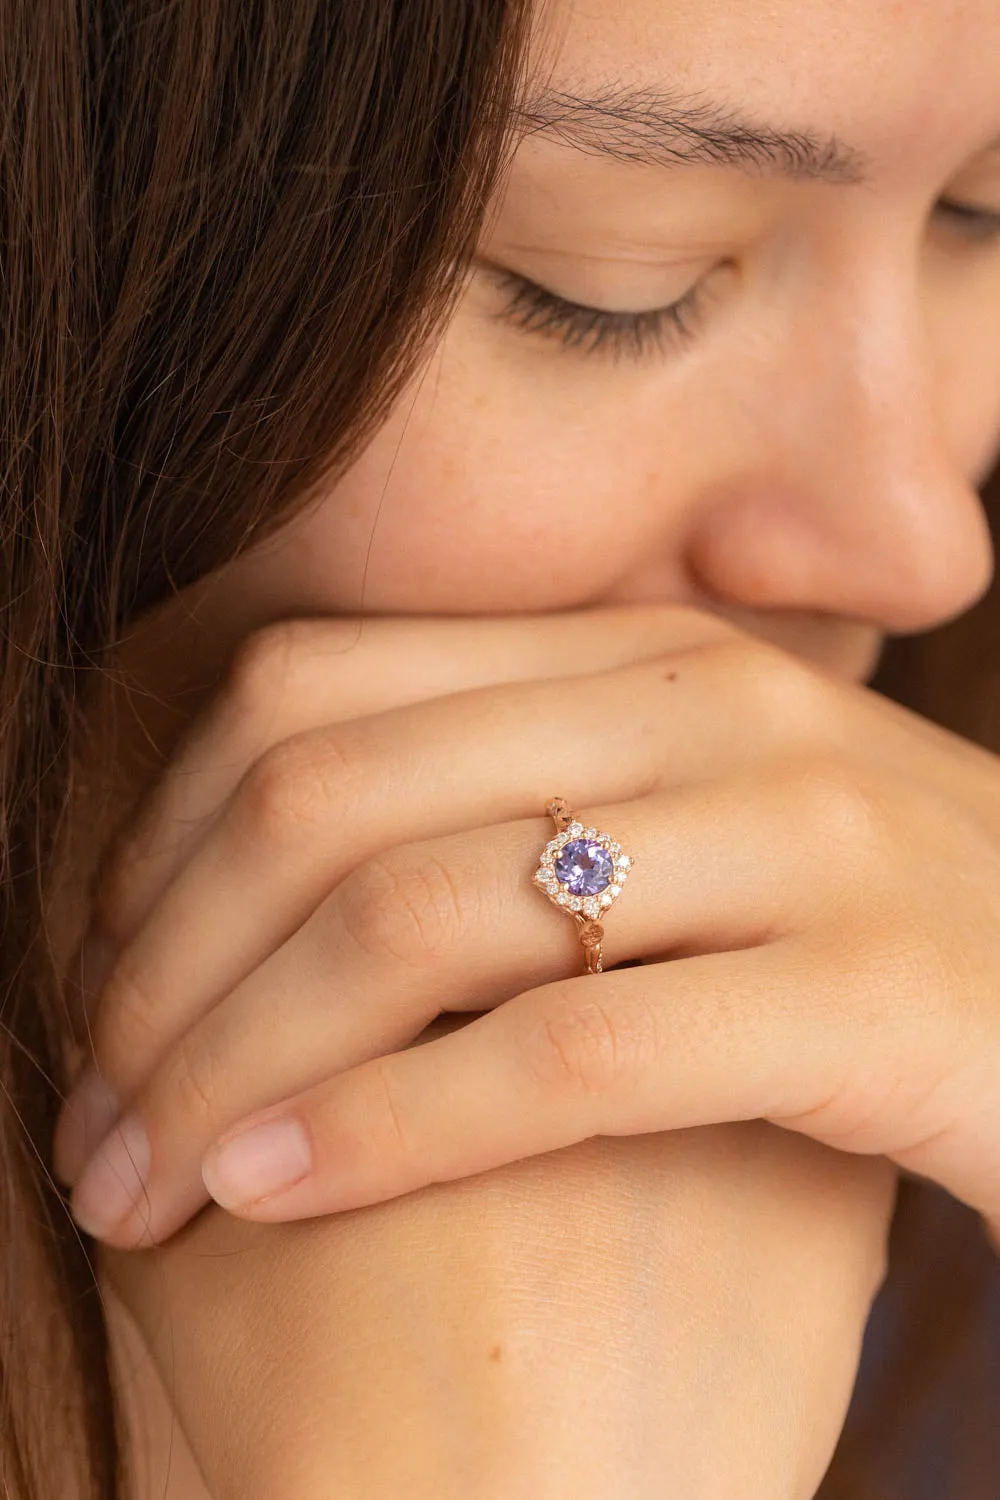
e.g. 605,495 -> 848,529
936,197 -> 1000,241
488,267 -> 709,361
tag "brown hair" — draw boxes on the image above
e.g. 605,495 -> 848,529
0,1 -> 527,1493
2,2 -> 999,1496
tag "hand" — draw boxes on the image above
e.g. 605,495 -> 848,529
51,602 -> 989,1250
100,1120 -> 895,1500
56,605 -> 891,1498
53,602 -> 737,1239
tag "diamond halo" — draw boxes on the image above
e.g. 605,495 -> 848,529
532,817 -> 634,922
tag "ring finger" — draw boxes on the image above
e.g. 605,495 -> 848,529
65,773 -> 829,1247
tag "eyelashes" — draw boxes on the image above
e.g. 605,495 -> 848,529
490,268 -> 707,361
489,198 -> 1000,362
936,198 -> 1000,242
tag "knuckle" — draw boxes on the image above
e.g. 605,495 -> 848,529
690,637 -> 833,734
786,757 -> 889,858
519,992 -> 656,1100
338,848 -> 468,967
223,622 -> 298,723
168,1029 -> 225,1124
219,617 -> 368,735
237,731 -> 354,841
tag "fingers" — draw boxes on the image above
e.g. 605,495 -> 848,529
61,775 -> 835,1245
194,944 -> 843,1225
65,634 -> 814,1147
93,605 -> 740,945
199,932 -> 957,1229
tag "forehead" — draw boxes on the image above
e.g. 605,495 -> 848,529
531,0 -> 1000,179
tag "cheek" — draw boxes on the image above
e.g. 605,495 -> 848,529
942,341 -> 1000,487
926,269 -> 1000,483
282,348 -> 676,614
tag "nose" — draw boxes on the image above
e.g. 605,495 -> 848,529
685,275 -> 996,636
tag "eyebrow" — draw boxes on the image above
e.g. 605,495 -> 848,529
515,84 -> 868,185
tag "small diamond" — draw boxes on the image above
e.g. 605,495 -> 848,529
618,855 -> 632,869
583,898 -> 599,916
535,867 -> 549,882
568,821 -> 583,836
557,892 -> 569,905
584,826 -> 597,837
569,897 -> 583,911
600,892 -> 613,907
608,883 -> 621,898
609,842 -> 621,853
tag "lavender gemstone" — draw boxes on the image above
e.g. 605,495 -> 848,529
554,840 -> 613,896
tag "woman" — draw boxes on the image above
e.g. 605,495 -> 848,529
3,1 -> 532,1493
8,0 -> 1000,1494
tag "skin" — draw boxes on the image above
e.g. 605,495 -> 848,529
43,0 -> 1000,1491
50,614 -> 897,1498
159,0 -> 1000,663
98,1123 -> 892,1500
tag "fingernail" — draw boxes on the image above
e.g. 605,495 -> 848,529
71,1113 -> 151,1241
202,1116 -> 312,1210
53,1065 -> 120,1187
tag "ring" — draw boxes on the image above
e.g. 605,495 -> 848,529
532,797 -> 634,975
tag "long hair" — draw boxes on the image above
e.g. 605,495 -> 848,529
2,2 -> 999,1496
0,2 -> 527,1493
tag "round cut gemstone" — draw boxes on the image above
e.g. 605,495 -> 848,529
555,839 -> 614,896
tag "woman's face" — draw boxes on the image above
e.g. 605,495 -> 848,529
211,0 -> 1000,685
